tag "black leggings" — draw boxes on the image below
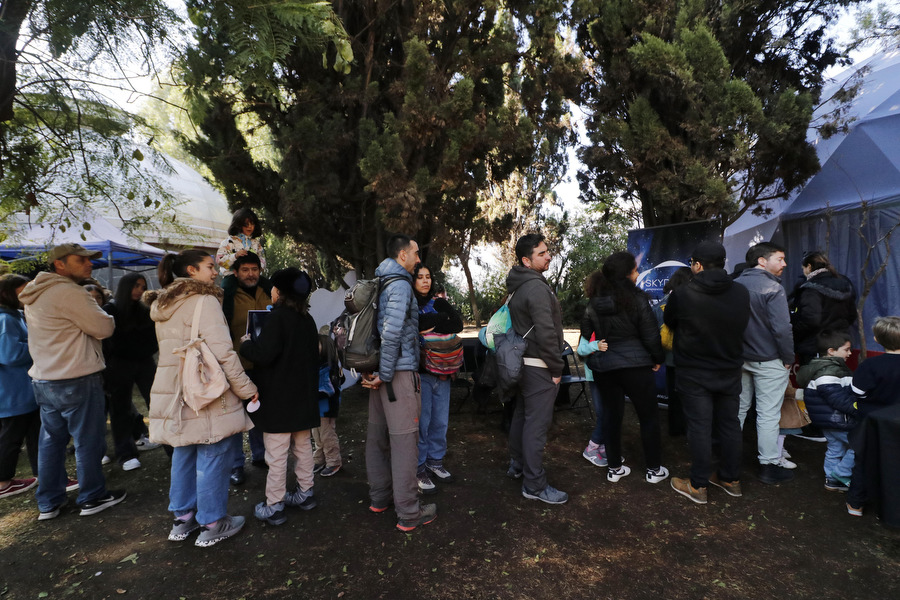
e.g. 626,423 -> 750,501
596,366 -> 662,471
0,410 -> 40,480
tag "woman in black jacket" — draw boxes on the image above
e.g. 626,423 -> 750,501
581,252 -> 667,485
790,251 -> 857,365
105,273 -> 160,471
240,268 -> 320,526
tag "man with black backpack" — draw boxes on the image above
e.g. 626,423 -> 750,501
361,234 -> 437,531
504,233 -> 567,505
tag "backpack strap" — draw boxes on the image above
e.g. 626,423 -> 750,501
190,296 -> 204,341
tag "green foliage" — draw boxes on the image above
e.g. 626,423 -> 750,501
850,3 -> 900,50
574,0 -> 859,227
446,269 -> 508,325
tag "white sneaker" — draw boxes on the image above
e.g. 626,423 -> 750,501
607,464 -> 631,483
135,435 -> 161,452
777,456 -> 797,469
101,455 -> 111,465
122,458 -> 141,471
645,466 -> 670,484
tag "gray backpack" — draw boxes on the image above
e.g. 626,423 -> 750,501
332,275 -> 406,373
493,325 -> 534,395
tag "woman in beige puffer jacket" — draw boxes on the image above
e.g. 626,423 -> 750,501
144,249 -> 257,547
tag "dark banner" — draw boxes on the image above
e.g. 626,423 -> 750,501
627,221 -> 722,402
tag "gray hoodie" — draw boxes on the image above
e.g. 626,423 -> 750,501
735,267 -> 795,364
19,271 -> 114,380
505,265 -> 564,377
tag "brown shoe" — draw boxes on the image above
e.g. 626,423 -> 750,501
709,473 -> 742,497
671,477 -> 708,505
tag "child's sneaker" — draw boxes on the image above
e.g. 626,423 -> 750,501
284,487 -> 317,510
425,463 -> 453,483
417,471 -> 437,495
254,501 -> 287,525
607,464 -> 631,483
168,514 -> 201,541
313,462 -> 326,475
776,456 -> 797,469
846,503 -> 863,517
194,515 -> 245,547
320,464 -> 341,477
645,466 -> 669,484
582,442 -> 608,468
825,477 -> 849,492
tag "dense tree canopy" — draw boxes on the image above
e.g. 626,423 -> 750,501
573,0 -> 864,227
0,0 -> 180,237
178,0 -> 579,278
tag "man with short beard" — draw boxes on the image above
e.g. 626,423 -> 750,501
19,244 -> 125,520
223,252 -> 271,485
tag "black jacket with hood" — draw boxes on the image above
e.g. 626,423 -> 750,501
581,286 -> 664,373
664,268 -> 750,372
790,271 -> 857,360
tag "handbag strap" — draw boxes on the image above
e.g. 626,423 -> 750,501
190,296 -> 204,340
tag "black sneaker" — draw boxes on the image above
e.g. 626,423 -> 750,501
757,463 -> 794,485
78,490 -> 127,516
790,425 -> 827,442
229,467 -> 246,485
313,462 -> 326,475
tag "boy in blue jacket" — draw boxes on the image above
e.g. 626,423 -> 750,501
795,331 -> 857,493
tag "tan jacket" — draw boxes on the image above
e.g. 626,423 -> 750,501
230,285 -> 270,370
144,278 -> 256,447
19,272 -> 115,381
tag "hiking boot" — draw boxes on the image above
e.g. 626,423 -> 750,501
284,487 -> 316,510
758,463 -> 794,484
583,443 -> 608,467
38,502 -> 66,521
426,463 -> 454,483
671,477 -> 708,504
709,473 -> 743,497
369,497 -> 393,513
607,464 -> 631,483
396,503 -> 437,532
320,465 -> 341,477
776,456 -> 797,469
194,515 -> 245,547
417,471 -> 437,495
846,503 -> 863,517
122,458 -> 141,471
313,462 -> 326,475
168,514 -> 201,541
825,477 -> 849,492
78,490 -> 126,516
0,478 -> 37,499
522,485 -> 568,505
254,501 -> 288,526
229,467 -> 246,485
506,460 -> 523,479
65,479 -> 79,493
135,435 -> 161,452
645,466 -> 670,484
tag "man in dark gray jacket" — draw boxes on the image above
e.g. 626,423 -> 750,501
735,242 -> 795,484
362,234 -> 437,531
505,233 -> 567,505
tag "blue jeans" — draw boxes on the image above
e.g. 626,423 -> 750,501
738,359 -> 790,465
588,381 -> 604,445
169,434 -> 234,525
418,373 -> 451,468
823,429 -> 855,480
33,373 -> 108,509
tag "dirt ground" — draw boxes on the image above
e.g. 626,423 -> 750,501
1,380 -> 899,600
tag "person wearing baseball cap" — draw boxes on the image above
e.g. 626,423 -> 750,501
18,243 -> 125,520
665,241 -> 751,505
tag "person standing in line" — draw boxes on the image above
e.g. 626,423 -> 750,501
0,274 -> 41,499
19,244 -> 124,520
505,233 -> 569,505
362,234 -> 437,531
577,270 -> 609,468
665,242 -> 750,504
412,264 -> 464,494
146,250 -> 257,547
734,242 -> 795,484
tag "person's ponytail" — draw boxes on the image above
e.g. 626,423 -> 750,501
158,249 -> 209,287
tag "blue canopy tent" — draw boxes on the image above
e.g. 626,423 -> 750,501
0,213 -> 165,287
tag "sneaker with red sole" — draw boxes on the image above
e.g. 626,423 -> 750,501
396,503 -> 436,532
0,478 -> 37,498
65,479 -> 79,493
369,498 -> 393,513
320,465 -> 341,477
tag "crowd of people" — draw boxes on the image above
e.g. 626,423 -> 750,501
2,212 -> 898,545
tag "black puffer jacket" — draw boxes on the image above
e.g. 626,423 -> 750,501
580,289 -> 664,373
791,271 -> 857,360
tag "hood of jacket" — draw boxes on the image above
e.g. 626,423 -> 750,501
800,272 -> 854,301
589,295 -> 618,316
145,278 -> 223,323
795,356 -> 850,388
690,268 -> 734,295
18,271 -> 74,306
374,257 -> 413,281
506,265 -> 550,295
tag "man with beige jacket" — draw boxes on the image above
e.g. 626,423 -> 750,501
20,244 -> 126,520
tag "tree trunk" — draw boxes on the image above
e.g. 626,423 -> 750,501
0,0 -> 30,124
458,250 -> 480,326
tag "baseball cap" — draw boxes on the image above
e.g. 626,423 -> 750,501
691,241 -> 726,265
47,243 -> 102,264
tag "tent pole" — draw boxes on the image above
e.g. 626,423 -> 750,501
107,245 -> 113,290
